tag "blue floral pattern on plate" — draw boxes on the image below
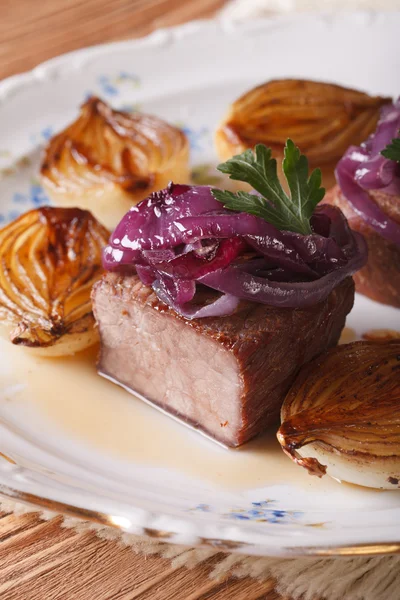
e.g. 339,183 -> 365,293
226,500 -> 303,524
96,72 -> 141,98
176,124 -> 209,152
29,126 -> 54,146
190,500 -> 308,526
0,180 -> 50,224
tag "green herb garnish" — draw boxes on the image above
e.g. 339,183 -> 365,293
381,135 -> 400,162
212,140 -> 325,235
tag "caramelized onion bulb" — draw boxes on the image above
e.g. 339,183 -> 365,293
215,80 -> 391,188
277,341 -> 400,489
40,97 -> 190,229
0,207 -> 109,356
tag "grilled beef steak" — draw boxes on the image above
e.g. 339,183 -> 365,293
93,273 -> 354,447
325,187 -> 400,308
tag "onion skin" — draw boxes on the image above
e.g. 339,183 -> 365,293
278,341 -> 400,489
215,79 -> 391,189
40,97 -> 190,229
0,207 -> 109,356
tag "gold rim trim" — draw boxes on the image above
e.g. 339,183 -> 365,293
0,452 -> 16,464
1,483 -> 400,556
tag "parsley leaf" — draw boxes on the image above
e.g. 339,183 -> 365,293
211,190 -> 289,230
381,135 -> 400,162
212,140 -> 325,235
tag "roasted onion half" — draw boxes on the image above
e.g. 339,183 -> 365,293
215,80 -> 391,189
40,97 -> 190,229
277,341 -> 400,489
0,207 -> 109,356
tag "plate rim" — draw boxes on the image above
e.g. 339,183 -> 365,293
1,12 -> 400,558
2,482 -> 400,557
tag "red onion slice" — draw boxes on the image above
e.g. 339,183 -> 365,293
152,279 -> 240,319
336,99 -> 400,246
337,148 -> 400,246
154,238 -> 247,280
199,231 -> 366,308
103,184 -> 367,318
154,276 -> 196,305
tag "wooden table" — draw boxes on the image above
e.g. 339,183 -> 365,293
0,1 -> 286,598
1,0 -> 227,80
0,506 -> 284,600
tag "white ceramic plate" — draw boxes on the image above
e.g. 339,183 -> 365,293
1,13 -> 400,557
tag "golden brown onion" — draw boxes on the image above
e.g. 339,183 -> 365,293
40,97 -> 190,229
215,80 -> 391,189
362,329 -> 400,342
0,207 -> 109,356
277,341 -> 400,489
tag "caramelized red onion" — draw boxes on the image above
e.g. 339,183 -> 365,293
103,184 -> 367,318
336,99 -> 400,246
